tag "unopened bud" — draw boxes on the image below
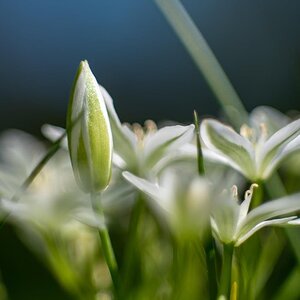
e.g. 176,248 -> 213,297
66,61 -> 113,192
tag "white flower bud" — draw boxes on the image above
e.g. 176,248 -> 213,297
66,61 -> 113,193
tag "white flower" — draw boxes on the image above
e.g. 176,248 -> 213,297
123,168 -> 211,237
200,115 -> 300,181
211,184 -> 300,246
123,172 -> 300,246
100,86 -> 195,177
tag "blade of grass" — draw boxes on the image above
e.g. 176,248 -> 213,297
193,110 -> 205,175
154,0 -> 248,128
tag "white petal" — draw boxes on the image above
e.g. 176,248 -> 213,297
122,172 -> 160,202
143,124 -> 195,167
237,184 -> 258,228
236,216 -> 297,246
41,124 -> 67,149
250,106 -> 290,136
211,194 -> 240,244
259,119 -> 300,177
200,119 -> 256,179
112,153 -> 127,169
100,86 -> 137,167
202,148 -> 233,165
151,144 -> 196,175
239,192 -> 300,240
262,134 -> 300,178
74,208 -> 105,229
122,171 -> 172,215
287,218 -> 300,225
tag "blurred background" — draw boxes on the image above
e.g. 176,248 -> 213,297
0,0 -> 300,299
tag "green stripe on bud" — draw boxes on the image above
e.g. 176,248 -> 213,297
67,60 -> 113,193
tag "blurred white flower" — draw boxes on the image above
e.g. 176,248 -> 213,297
0,130 -> 93,229
123,172 -> 300,246
123,169 -> 211,237
0,130 -> 116,297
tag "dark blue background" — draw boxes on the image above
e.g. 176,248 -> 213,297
1,0 -> 300,134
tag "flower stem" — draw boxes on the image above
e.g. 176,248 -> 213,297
121,194 -> 144,294
90,193 -> 120,294
205,235 -> 218,300
154,0 -> 248,128
218,243 -> 234,298
194,110 -> 217,299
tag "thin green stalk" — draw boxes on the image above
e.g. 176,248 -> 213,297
90,193 -> 120,294
218,243 -> 234,298
205,235 -> 218,300
194,110 -> 217,299
154,0 -> 248,128
193,110 -> 205,175
121,194 -> 144,294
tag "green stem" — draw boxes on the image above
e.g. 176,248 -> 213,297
194,110 -> 205,175
154,0 -> 248,128
194,110 -> 217,299
121,194 -> 144,294
193,109 -> 217,298
205,234 -> 218,300
90,193 -> 120,294
218,243 -> 234,298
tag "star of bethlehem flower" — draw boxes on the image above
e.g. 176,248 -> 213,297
200,115 -> 300,181
123,172 -> 300,247
100,85 -> 195,177
211,184 -> 300,246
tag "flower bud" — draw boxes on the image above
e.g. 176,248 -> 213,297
66,61 -> 113,193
